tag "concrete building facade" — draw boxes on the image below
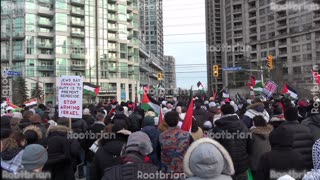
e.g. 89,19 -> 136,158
163,55 -> 176,89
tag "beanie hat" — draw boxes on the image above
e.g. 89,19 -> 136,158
209,102 -> 216,108
83,108 -> 90,115
143,116 -> 155,127
125,131 -> 153,156
22,144 -> 48,171
12,112 -> 23,120
298,100 -> 307,108
203,121 -> 213,129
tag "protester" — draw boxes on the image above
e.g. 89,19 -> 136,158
249,116 -> 273,178
101,131 -> 159,180
82,108 -> 95,127
193,101 -> 209,130
127,107 -> 145,132
90,120 -> 129,180
23,125 -> 43,145
269,104 -> 285,129
281,107 -> 314,169
141,115 -> 161,168
21,144 -> 48,172
242,98 -> 270,129
255,125 -> 305,180
81,112 -> 106,179
303,139 -> 320,180
19,110 -> 34,130
159,111 -> 192,173
302,103 -> 320,141
212,104 -> 250,180
183,138 -> 235,180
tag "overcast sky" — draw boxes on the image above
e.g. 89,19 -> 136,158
163,0 -> 207,90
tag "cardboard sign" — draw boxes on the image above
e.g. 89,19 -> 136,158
58,76 -> 83,118
262,80 -> 278,98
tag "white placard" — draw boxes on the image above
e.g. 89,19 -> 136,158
58,76 -> 83,118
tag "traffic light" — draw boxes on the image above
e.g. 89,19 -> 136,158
267,55 -> 273,70
213,65 -> 219,78
157,72 -> 163,81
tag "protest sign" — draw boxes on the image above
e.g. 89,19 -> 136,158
262,80 -> 278,98
58,76 -> 83,118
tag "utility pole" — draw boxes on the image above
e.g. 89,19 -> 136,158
9,3 -> 14,102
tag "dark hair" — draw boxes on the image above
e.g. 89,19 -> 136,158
284,107 -> 298,121
164,111 -> 179,127
191,120 -> 199,133
220,104 -> 235,115
253,116 -> 267,127
11,132 -> 26,147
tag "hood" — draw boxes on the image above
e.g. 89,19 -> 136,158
23,125 -> 43,139
250,124 -> 273,135
247,102 -> 265,112
46,125 -> 72,137
313,139 -> 320,170
2,147 -> 22,161
269,125 -> 293,148
183,138 -> 235,178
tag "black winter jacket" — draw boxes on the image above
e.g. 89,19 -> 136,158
212,114 -> 250,175
302,114 -> 320,142
82,115 -> 95,127
279,121 -> 314,169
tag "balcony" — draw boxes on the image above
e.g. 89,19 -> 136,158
139,64 -> 149,72
71,32 -> 85,38
234,17 -> 242,21
127,33 -> 133,39
108,57 -> 117,62
38,43 -> 53,49
107,26 -> 118,32
71,8 -> 85,17
249,6 -> 256,11
38,54 -> 55,60
127,5 -> 133,13
127,22 -> 134,29
45,88 -> 54,94
108,47 -> 118,52
71,65 -> 86,71
38,0 -> 51,3
1,32 -> 25,40
108,68 -> 117,72
108,0 -> 117,3
71,53 -> 85,59
38,66 -> 54,71
71,0 -> 84,6
128,69 -> 134,74
233,9 -> 242,13
108,6 -> 117,13
108,36 -> 118,42
127,15 -> 133,21
128,51 -> 134,57
127,0 -> 132,3
234,25 -> 242,30
38,20 -> 53,28
38,7 -> 54,17
108,15 -> 117,22
71,20 -> 85,27
38,32 -> 54,38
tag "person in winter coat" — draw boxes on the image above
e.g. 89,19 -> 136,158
193,101 -> 209,130
19,110 -> 34,130
1,132 -> 26,174
21,144 -> 48,172
183,138 -> 235,180
303,139 -> 320,180
90,120 -> 129,180
302,108 -> 320,142
269,104 -> 285,129
127,107 -> 145,132
30,114 -> 47,139
255,125 -> 305,180
159,111 -> 192,173
70,118 -> 88,134
102,131 -> 160,180
43,125 -> 81,180
141,116 -> 161,168
212,104 -> 250,180
280,107 -> 314,169
242,98 -> 270,129
249,116 -> 273,178
81,112 -> 105,180
82,108 -> 95,127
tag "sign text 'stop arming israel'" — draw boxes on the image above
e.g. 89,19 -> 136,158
262,80 -> 278,98
58,76 -> 83,118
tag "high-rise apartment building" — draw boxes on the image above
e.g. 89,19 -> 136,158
206,0 -> 320,95
163,55 -> 176,89
138,0 -> 164,88
1,0 -> 141,104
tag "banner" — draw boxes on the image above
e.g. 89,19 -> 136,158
262,80 -> 278,98
58,76 -> 83,118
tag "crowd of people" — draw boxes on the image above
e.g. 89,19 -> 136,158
0,95 -> 319,180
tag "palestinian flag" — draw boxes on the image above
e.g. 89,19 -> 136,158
181,98 -> 194,132
251,76 -> 256,86
83,82 -> 101,96
141,85 -> 161,115
311,70 -> 320,85
253,81 -> 264,93
197,81 -> 206,93
281,84 -> 298,99
24,98 -> 37,107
